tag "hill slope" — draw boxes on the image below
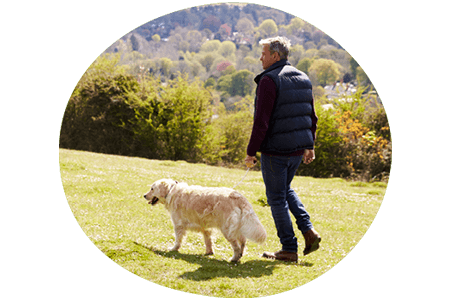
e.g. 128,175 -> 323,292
60,148 -> 385,297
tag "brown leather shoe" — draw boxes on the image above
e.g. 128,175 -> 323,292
262,250 -> 298,262
303,228 -> 321,255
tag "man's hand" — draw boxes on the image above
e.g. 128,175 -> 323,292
303,149 -> 315,164
245,155 -> 257,168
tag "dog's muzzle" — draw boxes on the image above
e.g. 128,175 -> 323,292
143,195 -> 159,205
150,197 -> 159,205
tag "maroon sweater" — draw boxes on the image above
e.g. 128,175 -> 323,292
247,76 -> 318,157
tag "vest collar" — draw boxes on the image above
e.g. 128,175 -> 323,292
254,59 -> 290,84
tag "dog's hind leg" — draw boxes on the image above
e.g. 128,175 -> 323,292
237,234 -> 246,257
221,225 -> 243,262
202,229 -> 214,255
227,238 -> 242,262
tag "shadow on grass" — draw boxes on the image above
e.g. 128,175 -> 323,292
134,242 -> 313,281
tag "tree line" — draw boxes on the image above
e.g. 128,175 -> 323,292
103,3 -> 371,103
60,53 -> 391,181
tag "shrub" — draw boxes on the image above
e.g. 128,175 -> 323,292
298,88 -> 392,181
60,53 -> 140,155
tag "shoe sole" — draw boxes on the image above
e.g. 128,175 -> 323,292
262,252 -> 298,263
304,237 -> 321,256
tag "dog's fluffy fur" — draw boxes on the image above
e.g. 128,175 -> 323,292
143,179 -> 266,262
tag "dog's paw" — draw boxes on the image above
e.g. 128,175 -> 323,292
204,251 -> 214,256
230,253 -> 242,262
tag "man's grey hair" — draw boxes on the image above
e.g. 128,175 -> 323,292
259,36 -> 291,60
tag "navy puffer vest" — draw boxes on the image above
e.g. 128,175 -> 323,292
254,59 -> 315,154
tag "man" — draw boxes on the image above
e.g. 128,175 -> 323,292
244,36 -> 321,263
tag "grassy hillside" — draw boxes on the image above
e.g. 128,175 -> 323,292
59,148 -> 385,297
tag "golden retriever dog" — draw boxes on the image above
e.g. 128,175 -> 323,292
143,179 -> 266,262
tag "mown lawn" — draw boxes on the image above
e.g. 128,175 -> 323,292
59,149 -> 386,298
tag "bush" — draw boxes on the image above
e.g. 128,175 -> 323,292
61,54 -> 391,182
121,74 -> 215,162
60,53 -> 140,155
298,88 -> 392,181
61,54 -> 214,162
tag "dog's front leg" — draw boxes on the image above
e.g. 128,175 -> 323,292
170,215 -> 186,252
170,225 -> 185,252
202,229 -> 214,255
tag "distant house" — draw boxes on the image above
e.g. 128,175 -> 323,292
324,82 -> 357,100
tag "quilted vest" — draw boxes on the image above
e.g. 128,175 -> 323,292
254,59 -> 315,154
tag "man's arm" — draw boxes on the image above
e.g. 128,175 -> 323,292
304,95 -> 318,164
246,76 -> 277,157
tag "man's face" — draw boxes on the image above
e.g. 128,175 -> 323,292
260,45 -> 280,70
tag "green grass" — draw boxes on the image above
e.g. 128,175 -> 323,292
60,149 -> 386,298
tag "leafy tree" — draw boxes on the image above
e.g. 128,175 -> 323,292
216,69 -> 254,97
202,15 -> 221,32
283,17 -> 305,35
199,53 -> 217,72
308,58 -> 342,87
204,77 -> 216,88
200,39 -> 221,52
216,60 -> 233,73
296,57 -> 314,75
219,41 -> 236,58
60,53 -> 140,155
236,17 -> 254,35
216,74 -> 233,93
130,34 -> 139,51
152,34 -> 161,42
160,57 -> 173,76
230,69 -> 254,97
209,97 -> 254,164
356,66 -> 371,86
154,75 -> 213,161
257,19 -> 278,39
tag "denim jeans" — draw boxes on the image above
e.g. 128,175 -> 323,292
261,154 -> 313,253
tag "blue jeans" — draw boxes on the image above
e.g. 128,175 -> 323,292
261,154 -> 313,253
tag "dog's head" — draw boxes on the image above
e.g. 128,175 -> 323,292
143,179 -> 178,206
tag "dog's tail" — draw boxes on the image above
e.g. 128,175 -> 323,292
240,210 -> 267,244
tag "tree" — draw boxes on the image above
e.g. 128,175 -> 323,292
202,15 -> 221,32
152,34 -> 161,42
308,58 -> 341,87
216,69 -> 254,97
296,57 -> 314,75
256,19 -> 278,39
200,39 -> 221,52
219,41 -> 236,58
155,75 -> 213,161
130,34 -> 139,51
186,30 -> 203,52
356,66 -> 371,86
216,60 -> 233,72
216,74 -> 233,94
283,17 -> 305,35
230,69 -> 254,97
198,53 -> 216,72
160,57 -> 173,76
204,77 -> 216,88
60,53 -> 141,156
236,17 -> 254,35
